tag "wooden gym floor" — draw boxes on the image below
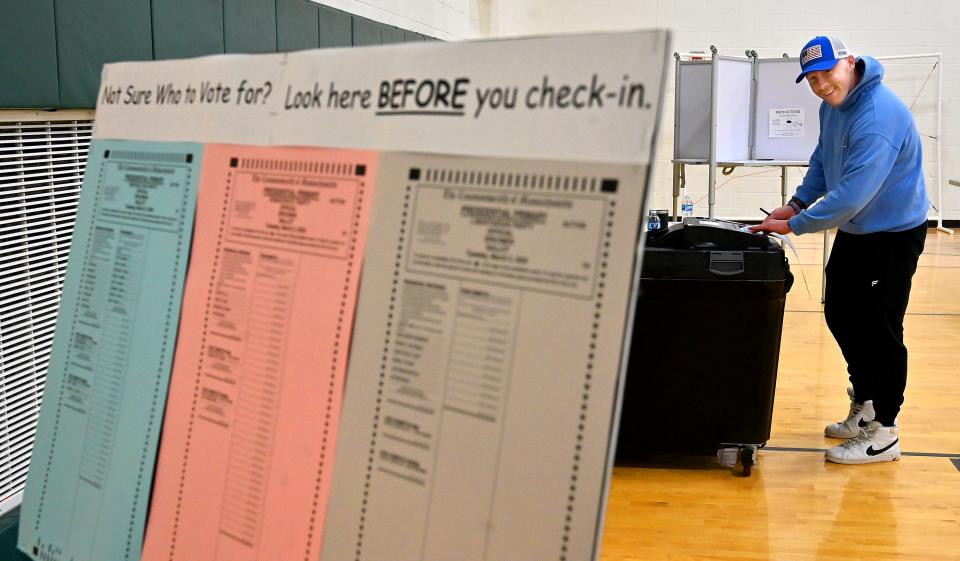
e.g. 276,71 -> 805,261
600,228 -> 960,561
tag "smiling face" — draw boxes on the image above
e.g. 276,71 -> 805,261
805,55 -> 859,107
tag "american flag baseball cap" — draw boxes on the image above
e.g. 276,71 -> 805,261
796,36 -> 850,83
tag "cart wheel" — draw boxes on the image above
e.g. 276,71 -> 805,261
717,447 -> 738,468
738,447 -> 756,477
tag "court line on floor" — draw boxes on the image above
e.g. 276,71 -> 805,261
764,446 -> 960,459
784,309 -> 960,317
785,263 -> 960,269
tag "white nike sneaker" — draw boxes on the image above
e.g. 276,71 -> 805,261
824,386 -> 875,439
825,421 -> 900,464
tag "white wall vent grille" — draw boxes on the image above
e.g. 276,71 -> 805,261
0,119 -> 92,514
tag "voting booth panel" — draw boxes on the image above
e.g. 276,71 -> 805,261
715,58 -> 752,162
753,58 -> 821,161
675,62 -> 711,161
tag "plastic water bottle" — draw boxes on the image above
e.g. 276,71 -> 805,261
681,192 -> 694,218
647,211 -> 661,231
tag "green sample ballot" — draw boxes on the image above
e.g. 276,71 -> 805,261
18,140 -> 202,561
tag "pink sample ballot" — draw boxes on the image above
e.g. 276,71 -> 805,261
141,144 -> 376,561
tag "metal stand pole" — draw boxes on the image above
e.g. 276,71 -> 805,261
708,163 -> 716,218
781,166 -> 788,206
935,54 -> 953,234
821,229 -> 830,304
672,162 -> 681,221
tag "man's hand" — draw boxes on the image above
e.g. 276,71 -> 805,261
767,205 -> 797,220
749,218 -> 793,234
749,204 -> 796,234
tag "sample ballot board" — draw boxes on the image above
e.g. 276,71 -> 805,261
20,29 -> 671,561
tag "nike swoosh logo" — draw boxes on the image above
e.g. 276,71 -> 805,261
858,418 -> 869,427
866,439 -> 899,456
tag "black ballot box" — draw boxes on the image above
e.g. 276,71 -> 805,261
616,218 -> 793,470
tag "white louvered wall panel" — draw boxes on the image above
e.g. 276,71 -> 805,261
0,120 -> 92,514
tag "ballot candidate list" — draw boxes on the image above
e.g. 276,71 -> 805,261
323,154 -> 647,561
141,145 -> 376,561
20,141 -> 201,561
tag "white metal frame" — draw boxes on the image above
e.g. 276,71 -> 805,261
875,53 -> 952,234
0,112 -> 94,516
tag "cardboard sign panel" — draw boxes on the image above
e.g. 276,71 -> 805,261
20,30 -> 670,561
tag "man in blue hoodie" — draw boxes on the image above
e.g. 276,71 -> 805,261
751,36 -> 928,464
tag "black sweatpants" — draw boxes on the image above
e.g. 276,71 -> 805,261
823,223 -> 926,426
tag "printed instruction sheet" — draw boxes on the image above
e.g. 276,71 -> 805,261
769,108 -> 804,138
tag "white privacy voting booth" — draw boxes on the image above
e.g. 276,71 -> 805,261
672,53 -> 821,218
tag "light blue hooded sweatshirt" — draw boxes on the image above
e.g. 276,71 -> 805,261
789,56 -> 929,235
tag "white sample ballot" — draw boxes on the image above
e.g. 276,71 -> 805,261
321,153 -> 648,561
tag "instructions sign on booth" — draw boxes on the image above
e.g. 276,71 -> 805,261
769,108 -> 805,138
